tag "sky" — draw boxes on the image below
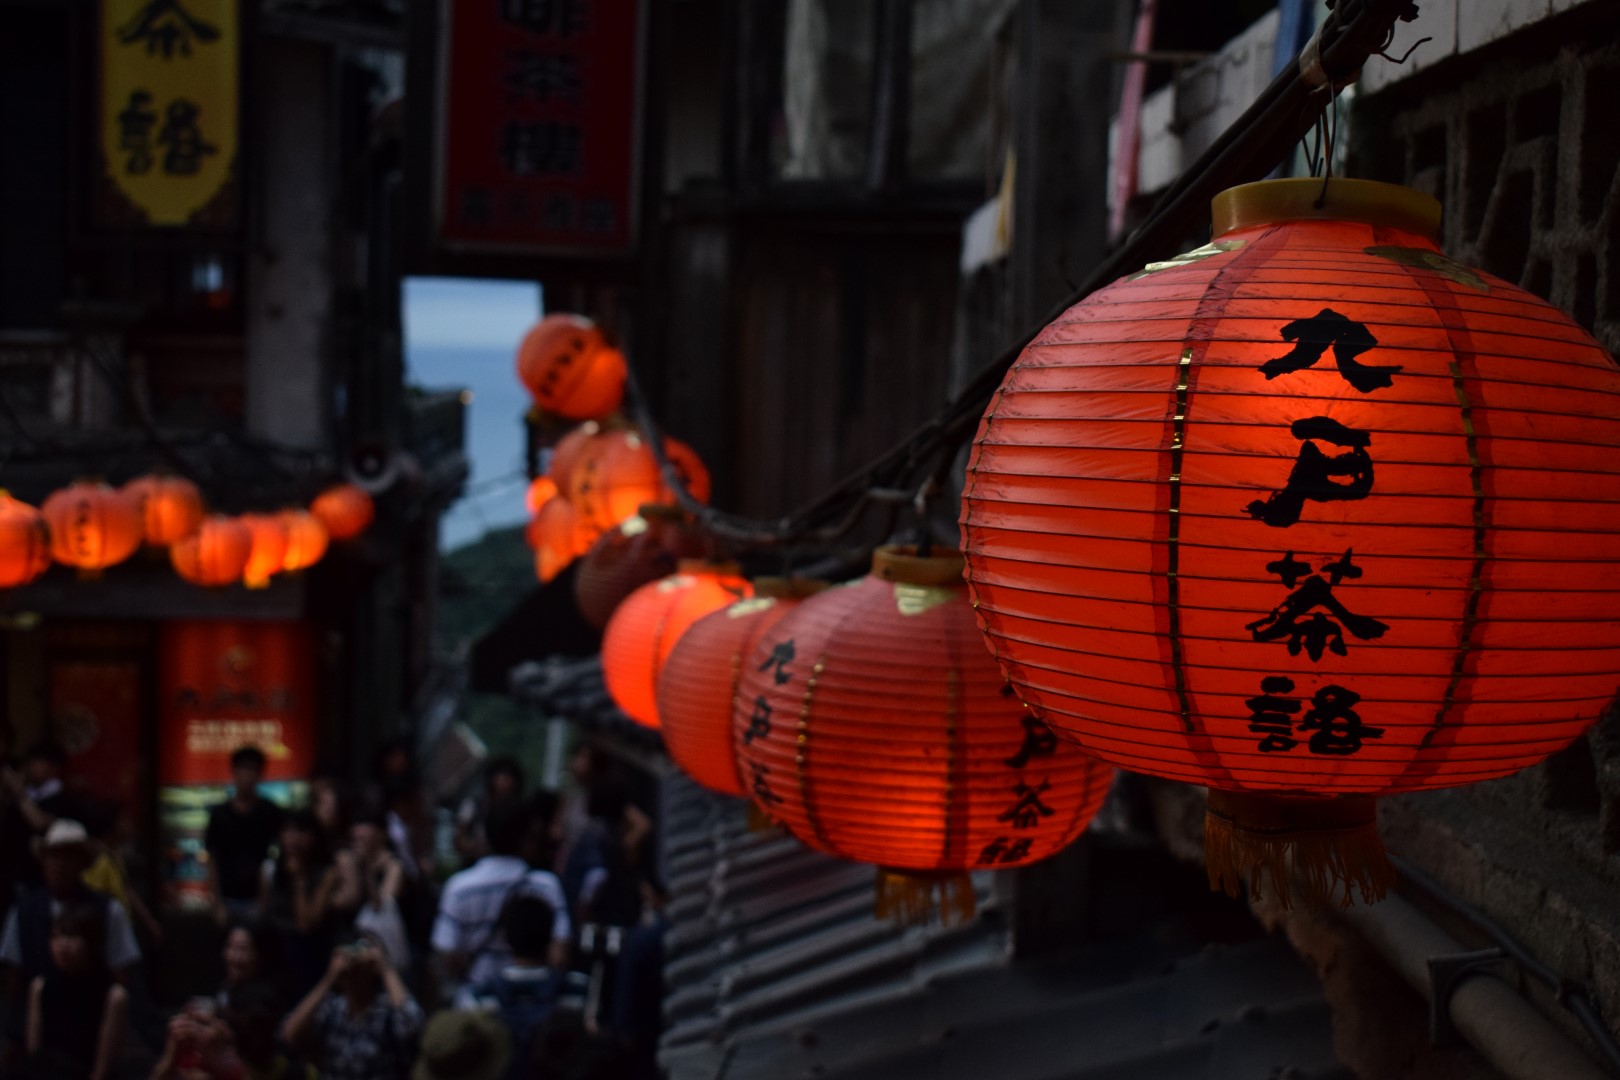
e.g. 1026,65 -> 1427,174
402,277 -> 543,550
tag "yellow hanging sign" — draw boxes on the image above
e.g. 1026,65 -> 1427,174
100,0 -> 238,226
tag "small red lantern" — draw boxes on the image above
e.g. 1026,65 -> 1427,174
516,314 -> 628,421
532,496 -> 598,584
573,506 -> 708,630
279,510 -> 329,572
570,430 -> 711,531
525,476 -> 559,515
42,482 -> 143,575
961,178 -> 1620,906
0,491 -> 51,588
602,562 -> 753,727
240,513 -> 290,589
658,579 -> 826,797
545,422 -> 600,491
310,484 -> 374,541
171,516 -> 253,587
734,547 -> 1114,922
122,474 -> 205,546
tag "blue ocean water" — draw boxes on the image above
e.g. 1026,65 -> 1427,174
406,342 -> 532,550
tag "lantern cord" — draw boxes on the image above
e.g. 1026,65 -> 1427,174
621,0 -> 1421,549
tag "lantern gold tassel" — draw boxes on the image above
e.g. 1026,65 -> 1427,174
873,869 -> 976,926
1203,791 -> 1394,910
745,801 -> 777,834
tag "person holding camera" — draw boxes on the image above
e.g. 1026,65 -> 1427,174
281,934 -> 422,1080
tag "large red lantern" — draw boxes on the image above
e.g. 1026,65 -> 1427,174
657,579 -> 826,797
734,547 -> 1114,921
570,430 -> 711,531
532,496 -> 598,584
516,314 -> 627,421
240,513 -> 290,589
0,491 -> 51,588
602,562 -> 752,727
123,474 -> 205,546
171,516 -> 253,587
961,178 -> 1620,906
278,510 -> 329,572
573,506 -> 707,630
310,484 -> 375,541
42,482 -> 143,575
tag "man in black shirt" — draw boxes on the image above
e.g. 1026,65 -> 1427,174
204,745 -> 283,924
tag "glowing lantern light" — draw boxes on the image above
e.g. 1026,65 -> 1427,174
310,484 -> 374,541
532,496 -> 598,584
573,506 -> 707,630
171,516 -> 253,587
516,314 -> 628,421
0,492 -> 51,588
734,547 -> 1114,922
961,178 -> 1620,906
658,578 -> 826,797
602,562 -> 752,727
240,513 -> 290,589
526,476 -> 559,515
122,474 -> 205,546
41,481 -> 143,576
279,510 -> 329,572
545,422 -> 600,492
570,429 -> 711,531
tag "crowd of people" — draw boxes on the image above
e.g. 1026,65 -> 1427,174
0,739 -> 666,1080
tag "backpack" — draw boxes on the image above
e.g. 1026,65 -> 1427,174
478,970 -> 560,1079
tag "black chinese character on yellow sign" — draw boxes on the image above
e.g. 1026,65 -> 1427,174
1247,416 -> 1374,528
118,91 -> 158,174
158,99 -> 216,175
1245,549 -> 1389,660
118,0 -> 219,59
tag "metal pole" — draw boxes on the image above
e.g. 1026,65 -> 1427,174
1339,892 -> 1612,1080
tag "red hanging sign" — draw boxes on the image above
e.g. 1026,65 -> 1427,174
158,620 -> 316,786
434,0 -> 644,258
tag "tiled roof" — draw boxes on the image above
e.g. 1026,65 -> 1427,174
659,774 -> 1352,1080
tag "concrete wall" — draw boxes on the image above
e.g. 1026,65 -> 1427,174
244,37 -> 335,451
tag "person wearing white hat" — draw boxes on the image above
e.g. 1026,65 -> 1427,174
0,819 -> 142,985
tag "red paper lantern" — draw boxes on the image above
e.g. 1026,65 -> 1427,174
0,491 -> 51,588
123,474 -> 205,546
657,579 -> 827,797
516,314 -> 627,421
570,430 -> 711,531
41,481 -> 143,574
240,513 -> 290,589
602,562 -> 752,727
310,484 -> 375,541
279,510 -> 329,572
526,476 -> 559,515
532,496 -> 598,584
546,422 -> 600,491
734,547 -> 1114,920
573,506 -> 708,629
961,178 -> 1620,905
172,516 -> 253,587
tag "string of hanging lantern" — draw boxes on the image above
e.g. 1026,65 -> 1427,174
0,475 -> 376,591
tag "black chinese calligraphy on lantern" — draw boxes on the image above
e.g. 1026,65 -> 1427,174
436,0 -> 643,256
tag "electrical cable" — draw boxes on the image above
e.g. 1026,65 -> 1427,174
622,0 -> 1422,548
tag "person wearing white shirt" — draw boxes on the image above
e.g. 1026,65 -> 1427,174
432,802 -> 571,989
